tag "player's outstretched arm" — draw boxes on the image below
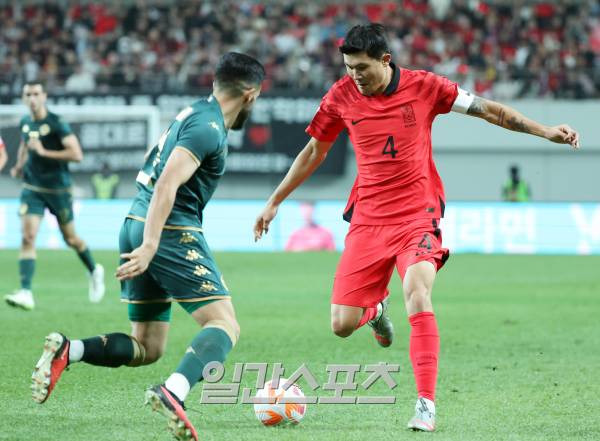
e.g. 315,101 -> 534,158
116,147 -> 199,281
466,96 -> 580,149
254,137 -> 333,241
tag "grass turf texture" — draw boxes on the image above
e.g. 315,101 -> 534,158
1,250 -> 599,441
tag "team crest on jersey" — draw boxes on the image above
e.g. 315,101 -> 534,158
22,124 -> 30,133
39,124 -> 50,136
210,121 -> 220,131
401,104 -> 417,127
179,232 -> 198,244
194,265 -> 211,277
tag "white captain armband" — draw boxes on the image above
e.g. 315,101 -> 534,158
451,88 -> 475,114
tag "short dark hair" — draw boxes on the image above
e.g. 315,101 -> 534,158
214,52 -> 265,96
24,79 -> 46,92
339,23 -> 391,59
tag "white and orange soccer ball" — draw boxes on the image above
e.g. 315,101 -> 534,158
253,378 -> 307,426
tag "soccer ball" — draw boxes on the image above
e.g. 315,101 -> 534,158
253,378 -> 307,426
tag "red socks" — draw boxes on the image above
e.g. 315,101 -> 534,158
408,312 -> 439,401
356,306 -> 378,329
356,308 -> 439,401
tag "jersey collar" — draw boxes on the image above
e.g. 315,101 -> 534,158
383,62 -> 400,96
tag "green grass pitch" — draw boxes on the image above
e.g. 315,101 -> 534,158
1,250 -> 599,441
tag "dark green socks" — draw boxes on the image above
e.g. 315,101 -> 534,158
19,258 -> 35,290
77,248 -> 96,273
175,327 -> 233,386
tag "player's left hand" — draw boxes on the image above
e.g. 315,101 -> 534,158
546,125 -> 580,149
27,138 -> 46,156
116,243 -> 157,281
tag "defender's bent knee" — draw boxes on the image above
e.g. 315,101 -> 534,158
140,350 -> 162,365
127,335 -> 149,366
133,341 -> 163,365
204,319 -> 240,347
128,333 -> 166,366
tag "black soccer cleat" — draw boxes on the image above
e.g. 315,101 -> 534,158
368,297 -> 394,347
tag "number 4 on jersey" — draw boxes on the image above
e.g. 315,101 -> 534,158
382,136 -> 398,159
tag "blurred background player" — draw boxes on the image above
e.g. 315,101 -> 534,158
502,164 -> 531,202
0,135 -> 7,172
30,52 -> 265,441
4,80 -> 104,310
254,23 -> 579,432
285,201 -> 336,251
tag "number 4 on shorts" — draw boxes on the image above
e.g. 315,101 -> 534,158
418,233 -> 432,250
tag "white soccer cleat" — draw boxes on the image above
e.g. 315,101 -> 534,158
5,289 -> 35,310
407,397 -> 436,432
88,264 -> 105,303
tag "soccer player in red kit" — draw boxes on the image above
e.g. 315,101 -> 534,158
254,24 -> 579,431
0,135 -> 7,171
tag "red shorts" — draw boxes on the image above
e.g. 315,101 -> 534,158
332,219 -> 449,308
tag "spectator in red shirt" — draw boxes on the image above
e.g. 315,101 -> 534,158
285,202 -> 336,252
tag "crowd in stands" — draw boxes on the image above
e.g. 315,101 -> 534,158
1,0 -> 599,99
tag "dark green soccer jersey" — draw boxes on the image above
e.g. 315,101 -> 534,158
129,96 -> 228,227
20,111 -> 73,190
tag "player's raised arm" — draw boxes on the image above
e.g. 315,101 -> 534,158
254,137 -> 333,241
116,147 -> 199,280
458,93 -> 580,149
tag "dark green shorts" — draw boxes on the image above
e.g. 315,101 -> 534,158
19,187 -> 74,225
119,217 -> 230,319
127,298 -> 222,322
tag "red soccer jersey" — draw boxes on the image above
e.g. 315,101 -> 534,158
306,64 -> 458,225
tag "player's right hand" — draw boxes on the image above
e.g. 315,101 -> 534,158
116,243 -> 157,281
254,204 -> 279,242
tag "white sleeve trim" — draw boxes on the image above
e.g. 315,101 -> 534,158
451,88 -> 475,114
